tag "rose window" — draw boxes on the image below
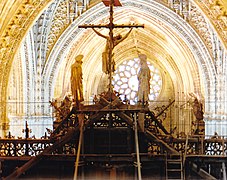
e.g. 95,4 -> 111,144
113,58 -> 162,104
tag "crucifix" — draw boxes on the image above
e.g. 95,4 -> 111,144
79,0 -> 144,94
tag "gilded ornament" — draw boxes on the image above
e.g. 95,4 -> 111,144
15,13 -> 27,25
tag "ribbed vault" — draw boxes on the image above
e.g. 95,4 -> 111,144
49,1 -> 209,102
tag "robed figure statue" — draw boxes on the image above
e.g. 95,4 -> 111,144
71,55 -> 84,105
137,54 -> 151,104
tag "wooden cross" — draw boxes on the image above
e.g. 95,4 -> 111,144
79,0 -> 144,94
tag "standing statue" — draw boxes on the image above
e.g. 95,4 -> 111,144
189,93 -> 204,121
92,28 -> 132,74
137,54 -> 151,104
192,97 -> 204,121
71,55 -> 84,105
189,93 -> 204,135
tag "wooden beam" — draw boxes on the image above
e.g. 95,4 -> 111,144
102,0 -> 122,6
145,130 -> 178,154
147,111 -> 169,135
4,127 -> 79,180
191,163 -> 217,180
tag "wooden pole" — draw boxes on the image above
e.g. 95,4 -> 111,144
108,0 -> 114,95
74,114 -> 84,180
134,112 -> 142,180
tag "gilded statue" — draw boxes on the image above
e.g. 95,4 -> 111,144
71,55 -> 84,104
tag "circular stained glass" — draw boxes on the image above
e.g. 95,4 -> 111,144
112,58 -> 162,104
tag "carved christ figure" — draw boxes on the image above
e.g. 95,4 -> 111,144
92,28 -> 132,74
71,55 -> 84,104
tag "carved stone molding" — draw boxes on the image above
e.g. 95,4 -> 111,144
195,0 -> 227,46
0,0 -> 53,121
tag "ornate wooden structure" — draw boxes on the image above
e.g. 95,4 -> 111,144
0,1 -> 225,180
0,91 -> 225,179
